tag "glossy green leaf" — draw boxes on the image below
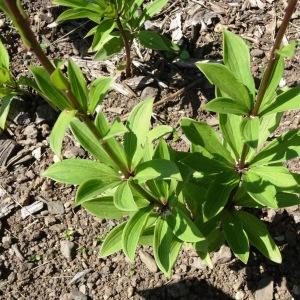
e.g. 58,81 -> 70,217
236,211 -> 282,263
250,129 -> 300,166
0,67 -> 10,83
94,35 -> 124,60
49,110 -> 77,158
0,39 -> 9,69
154,217 -> 182,277
260,87 -> 300,116
181,118 -> 234,165
99,222 -> 126,257
148,125 -> 173,142
223,30 -> 255,94
82,196 -> 128,219
76,178 -> 121,205
31,67 -> 71,110
91,19 -> 115,52
57,8 -> 102,23
144,0 -> 168,18
223,214 -> 249,264
196,62 -> 252,110
134,159 -> 182,183
103,118 -> 128,140
0,94 -> 14,129
53,0 -> 87,8
138,31 -> 179,52
68,59 -> 88,110
43,159 -> 118,185
205,97 -> 249,115
122,206 -> 152,261
50,68 -> 69,90
240,117 -> 259,148
88,77 -> 113,113
166,206 -> 206,243
114,181 -> 138,211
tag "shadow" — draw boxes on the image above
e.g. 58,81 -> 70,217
138,278 -> 233,300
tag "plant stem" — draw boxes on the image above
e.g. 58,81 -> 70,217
239,0 -> 298,168
116,16 -> 132,78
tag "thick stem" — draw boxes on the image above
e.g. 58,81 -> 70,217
239,0 -> 298,168
116,16 -> 132,78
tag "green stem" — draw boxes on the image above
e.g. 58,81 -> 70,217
239,0 -> 298,168
116,16 -> 132,78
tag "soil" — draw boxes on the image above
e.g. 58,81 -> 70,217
0,1 -> 300,300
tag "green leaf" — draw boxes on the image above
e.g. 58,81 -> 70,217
240,117 -> 260,148
0,67 -> 10,83
138,31 -> 179,52
275,192 -> 300,208
181,118 -> 234,165
196,62 -> 252,110
0,39 -> 9,69
49,110 -> 77,158
31,67 -> 71,110
76,178 -> 121,205
94,35 -> 124,60
70,118 -> 118,169
223,214 -> 249,264
100,222 -> 126,257
43,159 -> 118,185
249,166 -> 300,191
276,42 -> 296,58
114,181 -> 138,211
203,173 -> 239,220
205,97 -> 249,115
91,19 -> 115,52
53,0 -> 88,8
260,87 -> 300,116
68,59 -> 88,110
148,125 -> 173,142
122,206 -> 152,262
219,114 -> 244,160
88,77 -> 113,113
57,8 -> 102,23
259,57 -> 284,113
154,217 -> 182,277
0,94 -> 14,129
50,68 -> 69,90
144,0 -> 168,18
250,129 -> 300,166
244,171 -> 277,208
223,30 -> 255,94
103,118 -> 128,140
166,206 -> 206,243
236,211 -> 282,263
82,196 -> 128,219
134,159 -> 182,184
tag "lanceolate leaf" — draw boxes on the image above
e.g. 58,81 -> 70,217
144,0 -> 168,18
236,211 -> 282,263
148,125 -> 173,142
0,39 -> 9,69
122,206 -> 152,262
91,19 -> 115,52
181,118 -> 234,165
103,118 -> 128,140
0,94 -> 14,130
49,110 -> 77,158
68,59 -> 88,110
260,87 -> 300,116
154,217 -> 182,277
82,196 -> 128,219
205,97 -> 249,115
196,62 -> 252,110
223,30 -> 255,94
94,35 -> 124,60
250,129 -> 300,166
223,214 -> 249,264
43,159 -> 118,185
100,222 -> 126,257
134,159 -> 182,183
166,205 -> 206,243
240,117 -> 260,148
114,181 -> 138,211
76,178 -> 121,205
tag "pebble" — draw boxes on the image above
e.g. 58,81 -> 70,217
2,236 -> 12,249
60,240 -> 75,261
251,49 -> 264,58
47,201 -> 65,215
21,201 -> 44,219
127,286 -> 134,298
190,257 -> 207,270
235,290 -> 245,300
23,124 -> 38,139
213,245 -> 232,264
32,147 -> 42,160
141,86 -> 159,100
255,277 -> 274,300
139,250 -> 158,273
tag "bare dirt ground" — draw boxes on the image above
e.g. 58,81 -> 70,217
0,0 -> 300,299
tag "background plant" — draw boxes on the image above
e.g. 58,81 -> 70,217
54,0 -> 179,77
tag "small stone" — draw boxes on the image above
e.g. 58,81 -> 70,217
140,86 -> 159,100
47,201 -> 65,215
139,250 -> 158,273
45,216 -> 56,226
60,240 -> 75,261
213,245 -> 232,264
32,147 -> 42,160
2,235 -> 12,249
235,291 -> 245,300
251,49 -> 264,58
293,214 -> 300,224
255,277 -> 274,300
79,285 -> 87,295
23,124 -> 38,139
127,286 -> 134,298
190,257 -> 207,270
